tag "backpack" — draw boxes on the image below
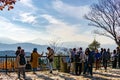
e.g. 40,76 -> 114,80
47,49 -> 54,59
25,63 -> 31,70
19,54 -> 26,65
75,51 -> 81,62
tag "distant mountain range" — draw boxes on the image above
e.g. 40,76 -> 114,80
0,43 -> 48,53
0,37 -> 117,53
0,42 -> 49,56
62,41 -> 117,51
0,50 -> 31,56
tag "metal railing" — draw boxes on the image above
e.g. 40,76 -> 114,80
0,55 -> 68,74
0,55 -> 114,74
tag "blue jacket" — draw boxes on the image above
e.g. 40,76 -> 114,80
88,52 -> 94,64
95,53 -> 101,60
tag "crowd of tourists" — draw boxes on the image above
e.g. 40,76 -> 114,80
15,46 -> 54,80
14,46 -> 120,79
67,47 -> 120,77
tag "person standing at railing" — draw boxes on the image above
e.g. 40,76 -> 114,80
15,46 -> 22,75
30,48 -> 43,74
46,47 -> 54,74
16,49 -> 26,80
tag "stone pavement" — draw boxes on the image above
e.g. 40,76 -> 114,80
0,68 -> 120,80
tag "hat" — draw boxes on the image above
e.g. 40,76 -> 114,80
47,47 -> 50,50
33,48 -> 37,51
17,46 -> 21,49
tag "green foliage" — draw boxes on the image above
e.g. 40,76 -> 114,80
88,39 -> 100,51
53,54 -> 67,70
53,56 -> 60,70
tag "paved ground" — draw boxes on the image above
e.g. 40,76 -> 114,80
0,67 -> 120,80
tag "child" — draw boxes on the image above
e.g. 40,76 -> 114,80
25,61 -> 32,71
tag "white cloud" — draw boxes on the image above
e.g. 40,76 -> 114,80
14,12 -> 38,24
41,14 -> 116,45
11,0 -> 40,25
0,16 -> 44,42
0,15 -> 116,46
80,31 -> 115,45
52,0 -> 90,19
42,14 -> 92,42
19,0 -> 38,11
96,36 -> 115,44
41,14 -> 62,24
0,16 -> 25,32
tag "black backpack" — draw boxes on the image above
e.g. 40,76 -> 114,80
75,51 -> 81,62
19,54 -> 26,65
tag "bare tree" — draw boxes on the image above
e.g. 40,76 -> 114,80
48,39 -> 63,54
85,0 -> 120,46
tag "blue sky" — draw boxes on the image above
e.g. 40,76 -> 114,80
0,0 -> 116,46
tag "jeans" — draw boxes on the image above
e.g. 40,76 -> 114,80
18,67 -> 26,79
49,62 -> 53,71
48,59 -> 53,72
83,62 -> 88,74
75,63 -> 82,75
103,59 -> 107,70
33,68 -> 37,73
83,62 -> 93,76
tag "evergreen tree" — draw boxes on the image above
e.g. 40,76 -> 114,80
88,39 -> 100,51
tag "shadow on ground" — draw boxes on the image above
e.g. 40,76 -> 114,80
94,72 -> 120,79
35,73 -> 54,80
83,75 -> 108,80
58,75 -> 75,80
1,68 -> 120,80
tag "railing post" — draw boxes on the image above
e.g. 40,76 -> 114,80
5,55 -> 7,74
58,55 -> 60,71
